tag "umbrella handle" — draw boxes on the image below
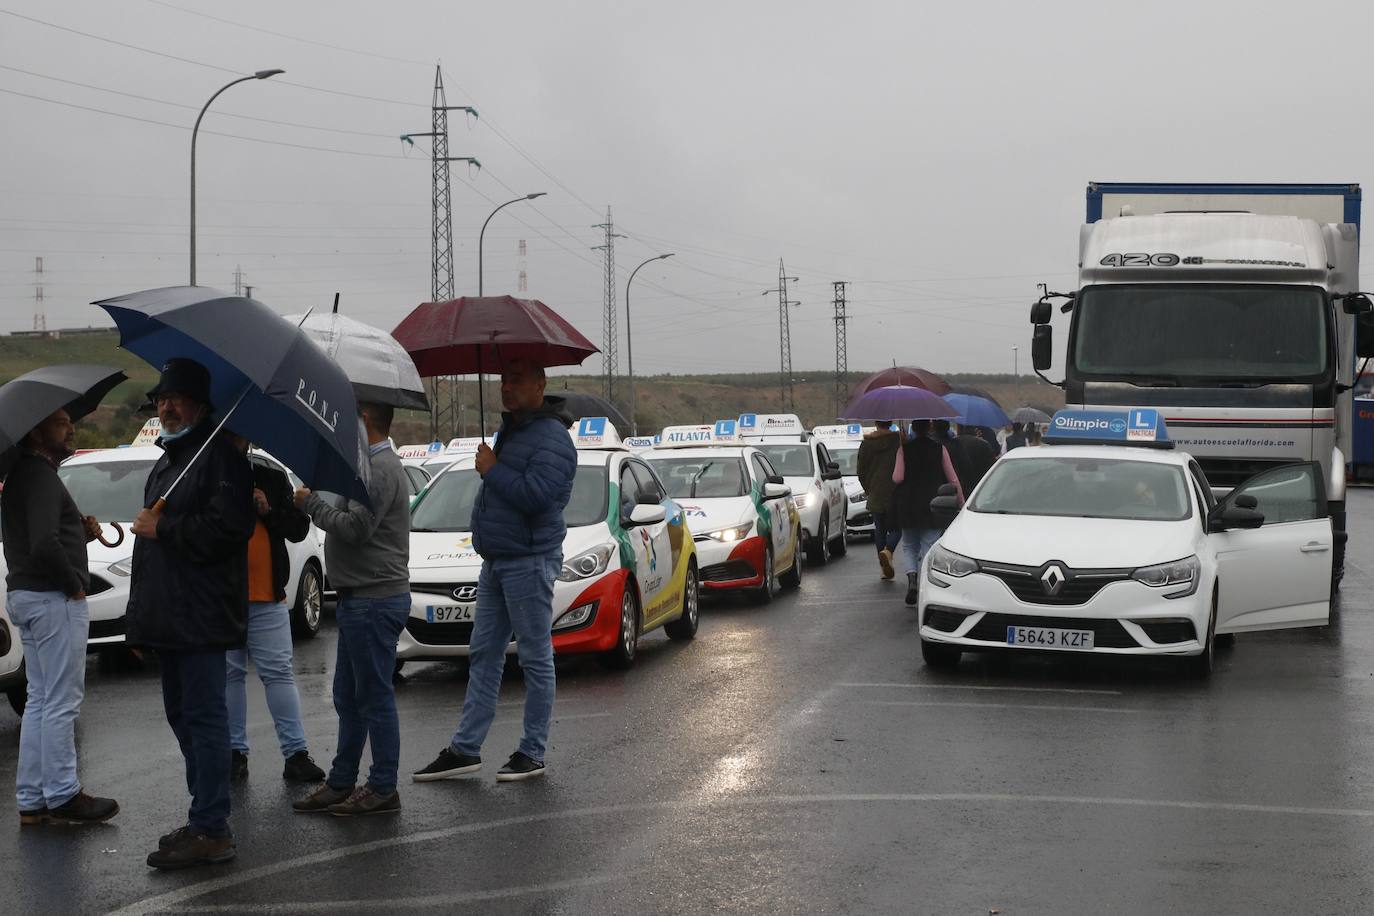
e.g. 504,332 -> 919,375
95,521 -> 125,549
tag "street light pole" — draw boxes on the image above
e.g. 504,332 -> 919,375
1012,345 -> 1020,405
190,69 -> 283,287
625,253 -> 674,435
478,193 -> 546,295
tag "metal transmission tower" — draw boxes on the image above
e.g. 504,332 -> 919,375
762,260 -> 800,410
592,208 -> 624,402
32,256 -> 45,332
832,281 -> 849,417
401,66 -> 478,439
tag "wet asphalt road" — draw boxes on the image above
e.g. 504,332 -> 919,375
6,494 -> 1374,914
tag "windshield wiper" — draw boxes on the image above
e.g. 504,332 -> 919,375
688,462 -> 715,498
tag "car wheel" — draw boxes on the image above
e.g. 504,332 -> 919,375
290,562 -> 324,639
664,564 -> 700,642
920,638 -> 961,669
750,545 -> 777,606
780,534 -> 803,590
1184,591 -> 1217,679
600,584 -> 640,669
806,518 -> 830,565
830,515 -> 848,557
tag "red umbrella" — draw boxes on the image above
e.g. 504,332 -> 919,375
850,366 -> 951,397
391,295 -> 599,433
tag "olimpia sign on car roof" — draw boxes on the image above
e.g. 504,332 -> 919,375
1045,409 -> 1173,448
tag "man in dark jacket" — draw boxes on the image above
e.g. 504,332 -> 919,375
955,425 -> 999,490
893,420 -> 963,606
1004,422 -> 1028,453
855,421 -> 902,580
934,420 -> 975,496
222,434 -> 325,785
3,406 -> 119,826
414,358 -> 576,784
128,359 -> 255,869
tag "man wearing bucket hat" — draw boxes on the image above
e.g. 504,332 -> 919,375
128,358 -> 256,870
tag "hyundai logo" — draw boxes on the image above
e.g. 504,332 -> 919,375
1040,564 -> 1067,597
451,585 -> 478,601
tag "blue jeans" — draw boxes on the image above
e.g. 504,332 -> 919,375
8,590 -> 88,811
160,649 -> 232,837
900,528 -> 941,574
452,554 -> 560,764
227,600 -> 307,757
872,512 -> 901,553
327,593 -> 409,796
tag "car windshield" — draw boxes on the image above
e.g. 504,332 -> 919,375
647,456 -> 749,498
754,444 -> 814,476
1073,284 -> 1329,382
411,465 -> 607,532
969,456 -> 1192,521
57,460 -> 156,521
828,445 -> 859,476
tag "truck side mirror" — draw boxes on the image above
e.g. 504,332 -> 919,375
1030,301 -> 1052,325
1359,312 -> 1374,359
1031,324 -> 1053,371
1342,293 -> 1373,316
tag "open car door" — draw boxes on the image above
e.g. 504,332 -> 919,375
1210,463 -> 1331,634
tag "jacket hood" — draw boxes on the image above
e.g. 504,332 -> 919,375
503,396 -> 574,430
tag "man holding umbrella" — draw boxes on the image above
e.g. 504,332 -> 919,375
1,365 -> 125,827
128,358 -> 256,869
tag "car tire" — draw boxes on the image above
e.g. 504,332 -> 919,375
829,515 -> 848,557
664,564 -> 700,642
920,638 -> 961,669
290,562 -> 324,640
806,518 -> 830,565
600,584 -> 640,669
780,534 -> 803,590
750,545 -> 778,606
1184,591 -> 1217,679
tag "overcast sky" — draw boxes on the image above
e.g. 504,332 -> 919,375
2,0 -> 1369,378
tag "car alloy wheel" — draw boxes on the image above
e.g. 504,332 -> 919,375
665,565 -> 699,641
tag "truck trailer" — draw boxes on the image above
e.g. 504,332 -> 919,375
1031,182 -> 1374,585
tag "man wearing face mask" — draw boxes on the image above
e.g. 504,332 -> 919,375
127,359 -> 255,870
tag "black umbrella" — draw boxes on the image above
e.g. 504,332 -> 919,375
0,363 -> 127,476
556,390 -> 630,430
94,286 -> 370,505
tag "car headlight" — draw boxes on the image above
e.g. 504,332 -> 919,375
926,545 -> 978,588
557,543 -> 616,582
1131,555 -> 1200,598
107,557 -> 133,577
792,492 -> 814,510
705,522 -> 755,543
553,602 -> 597,631
849,491 -> 867,504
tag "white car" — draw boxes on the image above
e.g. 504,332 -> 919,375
401,420 -> 701,669
0,598 -> 23,715
57,446 -> 327,645
812,424 -> 874,539
646,429 -> 802,603
740,414 -> 847,564
918,410 -> 1332,677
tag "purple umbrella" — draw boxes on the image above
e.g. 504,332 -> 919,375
840,384 -> 958,421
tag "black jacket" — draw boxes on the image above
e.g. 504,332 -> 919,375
250,460 -> 311,603
892,437 -> 951,530
955,433 -> 998,490
1,451 -> 89,596
126,421 -> 255,651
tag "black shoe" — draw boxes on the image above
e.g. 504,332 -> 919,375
327,786 -> 400,817
496,752 -> 545,782
230,750 -> 249,782
412,747 -> 482,782
18,806 -> 48,826
48,792 -> 119,824
283,751 -> 325,783
159,825 -> 189,849
146,829 -> 235,870
293,783 -> 354,813
904,572 -> 920,607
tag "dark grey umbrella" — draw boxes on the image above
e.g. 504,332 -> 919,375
1012,406 -> 1052,425
555,390 -> 630,430
0,363 -> 127,476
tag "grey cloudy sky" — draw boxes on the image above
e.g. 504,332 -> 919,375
1,0 -> 1368,378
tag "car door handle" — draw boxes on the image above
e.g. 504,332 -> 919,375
1300,542 -> 1330,553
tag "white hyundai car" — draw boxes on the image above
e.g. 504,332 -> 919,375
918,410 -> 1332,677
58,446 -> 327,646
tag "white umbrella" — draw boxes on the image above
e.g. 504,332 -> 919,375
283,307 -> 429,412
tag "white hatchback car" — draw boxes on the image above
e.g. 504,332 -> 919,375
0,597 -> 24,715
58,446 -> 327,646
918,410 -> 1333,677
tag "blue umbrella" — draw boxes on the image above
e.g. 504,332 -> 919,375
839,384 -> 958,421
943,392 -> 1010,428
94,286 -> 369,504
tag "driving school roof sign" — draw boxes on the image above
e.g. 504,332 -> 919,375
812,423 -> 865,441
738,413 -> 805,437
1046,409 -> 1170,446
573,417 -> 623,449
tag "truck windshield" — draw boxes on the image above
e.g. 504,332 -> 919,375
1073,285 -> 1329,382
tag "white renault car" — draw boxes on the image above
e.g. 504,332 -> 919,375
58,445 -> 327,645
811,424 -> 874,539
739,414 -> 848,565
918,410 -> 1332,677
645,423 -> 802,603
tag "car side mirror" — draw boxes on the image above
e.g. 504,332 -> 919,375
1032,324 -> 1053,371
627,504 -> 667,527
1234,494 -> 1258,510
766,474 -> 786,486
1342,293 -> 1373,316
636,488 -> 660,506
930,495 -> 960,527
822,462 -> 842,480
1030,300 -> 1052,325
1208,502 -> 1264,533
763,482 -> 791,500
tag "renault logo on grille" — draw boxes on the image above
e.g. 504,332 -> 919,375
451,585 -> 478,601
1040,564 -> 1067,597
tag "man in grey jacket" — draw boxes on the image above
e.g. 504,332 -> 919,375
289,402 -> 411,817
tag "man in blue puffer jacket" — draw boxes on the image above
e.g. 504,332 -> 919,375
413,358 -> 576,784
